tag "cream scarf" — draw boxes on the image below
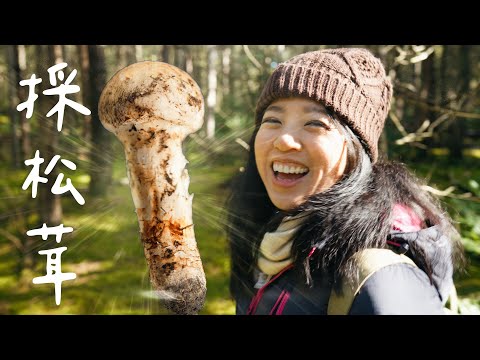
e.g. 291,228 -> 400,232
257,214 -> 309,276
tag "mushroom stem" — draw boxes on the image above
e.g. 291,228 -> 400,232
119,124 -> 205,314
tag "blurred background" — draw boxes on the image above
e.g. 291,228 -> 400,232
0,45 -> 479,314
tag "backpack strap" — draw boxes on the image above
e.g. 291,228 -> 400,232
327,248 -> 416,315
444,285 -> 459,315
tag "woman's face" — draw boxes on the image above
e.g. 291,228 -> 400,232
254,97 -> 348,211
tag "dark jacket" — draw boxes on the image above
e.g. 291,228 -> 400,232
236,225 -> 453,315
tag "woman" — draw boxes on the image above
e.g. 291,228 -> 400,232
226,48 -> 464,315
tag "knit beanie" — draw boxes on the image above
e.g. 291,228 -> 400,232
255,48 -> 393,163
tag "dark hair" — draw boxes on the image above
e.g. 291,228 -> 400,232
226,110 -> 464,299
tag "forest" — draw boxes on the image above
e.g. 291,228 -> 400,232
0,45 -> 479,314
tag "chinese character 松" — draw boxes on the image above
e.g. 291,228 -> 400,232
22,150 -> 85,205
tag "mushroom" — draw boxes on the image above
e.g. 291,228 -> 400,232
98,61 -> 206,314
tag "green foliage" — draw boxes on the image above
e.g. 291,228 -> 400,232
411,156 -> 480,313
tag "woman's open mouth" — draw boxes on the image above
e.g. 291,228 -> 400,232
272,161 -> 309,186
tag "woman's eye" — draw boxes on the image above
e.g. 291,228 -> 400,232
261,118 -> 281,125
305,120 -> 329,129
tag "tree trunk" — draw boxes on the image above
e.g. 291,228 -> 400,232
5,44 -> 33,276
228,46 -> 239,103
124,45 -> 136,65
277,45 -> 286,62
37,45 -> 63,227
115,46 -> 125,69
135,45 -> 143,62
185,46 -> 194,74
15,45 -> 32,159
375,45 -> 389,159
416,48 -> 435,159
76,45 -> 91,160
115,45 -> 136,68
413,60 -> 422,122
216,46 -> 231,111
6,45 -> 21,168
175,46 -> 185,70
192,46 -> 205,91
440,45 -> 449,107
459,46 -> 472,111
414,56 -> 429,125
88,45 -> 112,196
439,45 -> 451,157
161,45 -> 175,64
448,45 -> 470,161
222,46 -> 231,97
206,45 -> 217,139
161,45 -> 169,62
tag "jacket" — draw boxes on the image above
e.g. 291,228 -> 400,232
236,206 -> 454,315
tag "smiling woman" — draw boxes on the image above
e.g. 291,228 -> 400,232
226,48 -> 465,315
255,98 -> 348,210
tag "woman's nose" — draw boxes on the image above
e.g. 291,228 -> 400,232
273,132 -> 301,152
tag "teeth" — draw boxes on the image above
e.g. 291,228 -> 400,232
273,162 -> 309,174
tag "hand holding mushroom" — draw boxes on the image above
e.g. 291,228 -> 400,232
98,62 -> 206,314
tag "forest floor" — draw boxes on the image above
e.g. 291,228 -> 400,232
0,150 -> 479,314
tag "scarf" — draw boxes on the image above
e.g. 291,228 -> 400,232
257,214 -> 309,276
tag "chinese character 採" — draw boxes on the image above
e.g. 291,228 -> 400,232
16,63 -> 91,131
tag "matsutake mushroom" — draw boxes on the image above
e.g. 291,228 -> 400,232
98,61 -> 206,315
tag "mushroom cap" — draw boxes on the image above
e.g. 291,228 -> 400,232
99,61 -> 204,135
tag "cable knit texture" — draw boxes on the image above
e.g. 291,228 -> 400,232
255,48 -> 393,162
